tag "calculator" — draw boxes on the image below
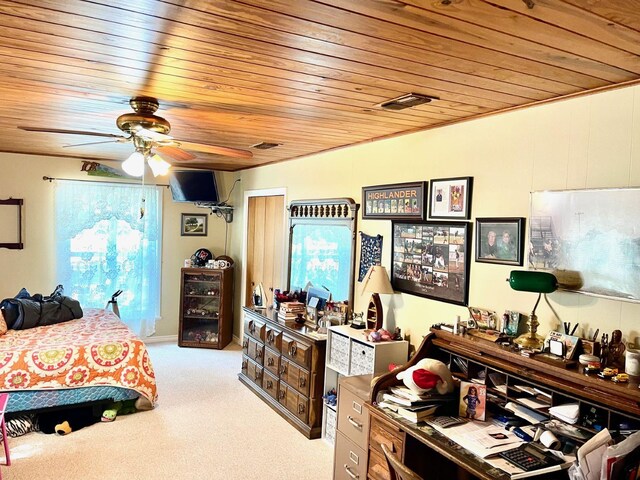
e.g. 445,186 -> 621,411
498,443 -> 564,472
427,416 -> 468,428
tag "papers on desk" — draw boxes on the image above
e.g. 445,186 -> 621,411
504,402 -> 547,424
571,428 -> 612,480
549,403 -> 579,425
426,417 -> 524,458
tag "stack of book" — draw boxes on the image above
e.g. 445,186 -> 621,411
277,302 -> 305,322
378,386 -> 454,423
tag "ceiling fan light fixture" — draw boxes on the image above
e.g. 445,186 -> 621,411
148,154 -> 171,177
377,93 -> 439,110
122,150 -> 145,177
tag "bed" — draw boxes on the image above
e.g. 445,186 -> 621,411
0,308 -> 157,414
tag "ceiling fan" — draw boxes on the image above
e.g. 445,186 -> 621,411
18,96 -> 253,176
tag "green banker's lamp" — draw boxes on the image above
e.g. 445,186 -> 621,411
508,270 -> 558,350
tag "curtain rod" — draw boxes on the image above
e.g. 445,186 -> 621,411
42,176 -> 169,188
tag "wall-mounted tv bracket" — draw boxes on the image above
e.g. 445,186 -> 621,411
196,202 -> 234,223
0,198 -> 24,249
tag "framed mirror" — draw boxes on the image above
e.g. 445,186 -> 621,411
287,198 -> 359,313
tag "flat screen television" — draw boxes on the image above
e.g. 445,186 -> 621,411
169,170 -> 220,204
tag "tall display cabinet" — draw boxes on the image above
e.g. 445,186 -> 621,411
178,267 -> 234,349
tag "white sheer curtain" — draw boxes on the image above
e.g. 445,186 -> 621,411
55,180 -> 162,337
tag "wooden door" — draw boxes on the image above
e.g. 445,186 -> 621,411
245,195 -> 285,308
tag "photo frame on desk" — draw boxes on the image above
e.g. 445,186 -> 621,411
391,220 -> 471,306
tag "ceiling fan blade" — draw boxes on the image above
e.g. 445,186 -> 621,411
63,139 -> 126,148
178,141 -> 253,159
133,126 -> 173,142
155,146 -> 197,162
18,126 -> 125,139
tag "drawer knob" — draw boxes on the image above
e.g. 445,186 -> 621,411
266,380 -> 273,388
343,465 -> 359,479
278,391 -> 285,400
279,364 -> 286,375
268,358 -> 274,366
347,416 -> 362,430
289,343 -> 297,356
242,340 -> 248,349
299,377 -> 306,387
298,403 -> 305,414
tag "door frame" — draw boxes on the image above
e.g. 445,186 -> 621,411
241,187 -> 288,334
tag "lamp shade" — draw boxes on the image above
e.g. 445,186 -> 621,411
147,154 -> 171,177
363,265 -> 394,294
122,150 -> 145,177
509,270 -> 557,294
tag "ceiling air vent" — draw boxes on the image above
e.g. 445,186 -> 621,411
251,142 -> 281,150
378,93 -> 438,111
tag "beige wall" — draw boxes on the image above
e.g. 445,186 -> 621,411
2,84 -> 640,346
232,84 -> 640,349
0,154 -> 238,337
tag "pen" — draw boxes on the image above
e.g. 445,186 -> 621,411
570,323 -> 579,336
593,329 -> 599,342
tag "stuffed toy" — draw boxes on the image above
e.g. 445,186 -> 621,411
101,399 -> 137,422
395,358 -> 455,395
38,406 -> 100,435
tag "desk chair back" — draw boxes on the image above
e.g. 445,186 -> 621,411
381,443 -> 423,480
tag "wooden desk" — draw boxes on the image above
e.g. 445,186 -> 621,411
365,329 -> 640,479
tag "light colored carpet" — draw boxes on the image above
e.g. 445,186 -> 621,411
4,343 -> 333,479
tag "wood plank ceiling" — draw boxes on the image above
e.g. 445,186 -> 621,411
0,0 -> 639,172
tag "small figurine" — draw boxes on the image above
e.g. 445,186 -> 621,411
607,329 -> 626,370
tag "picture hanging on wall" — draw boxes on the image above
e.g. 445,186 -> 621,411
358,232 -> 383,282
529,187 -> 640,303
391,220 -> 471,306
429,176 -> 473,220
362,181 -> 427,220
475,217 -> 525,266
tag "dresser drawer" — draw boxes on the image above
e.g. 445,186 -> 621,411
265,325 -> 282,351
282,333 -> 311,368
244,314 -> 266,342
337,384 -> 370,447
283,386 -> 309,423
244,357 -> 263,388
263,347 -> 280,377
279,357 -> 311,397
349,340 -> 374,376
334,431 -> 368,480
369,416 -> 404,459
262,369 -> 279,400
328,331 -> 350,373
242,334 -> 264,365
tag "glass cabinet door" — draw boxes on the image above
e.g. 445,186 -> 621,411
181,271 -> 221,345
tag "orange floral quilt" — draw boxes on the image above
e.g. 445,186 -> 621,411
0,308 -> 157,408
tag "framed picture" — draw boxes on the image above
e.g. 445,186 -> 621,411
429,176 -> 473,219
459,381 -> 486,421
181,213 -> 208,236
475,217 -> 525,266
391,220 -> 471,306
362,181 -> 427,220
530,187 -> 640,303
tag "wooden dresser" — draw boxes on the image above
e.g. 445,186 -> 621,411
239,306 -> 326,439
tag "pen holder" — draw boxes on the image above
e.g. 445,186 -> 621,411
580,340 -> 601,357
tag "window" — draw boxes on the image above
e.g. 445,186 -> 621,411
55,181 -> 162,337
